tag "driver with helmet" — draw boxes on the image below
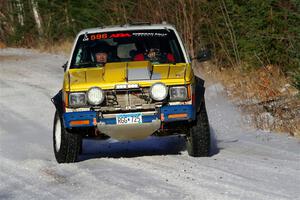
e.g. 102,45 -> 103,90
133,41 -> 175,63
94,41 -> 110,67
95,50 -> 108,65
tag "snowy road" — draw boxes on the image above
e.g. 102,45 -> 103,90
0,48 -> 299,200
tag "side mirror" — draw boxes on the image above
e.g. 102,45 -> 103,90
195,49 -> 211,62
62,62 -> 68,71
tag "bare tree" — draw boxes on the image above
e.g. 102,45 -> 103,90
30,0 -> 43,36
15,0 -> 24,26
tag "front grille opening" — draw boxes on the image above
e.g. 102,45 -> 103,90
104,88 -> 151,107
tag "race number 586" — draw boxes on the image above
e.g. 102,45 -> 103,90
90,34 -> 108,40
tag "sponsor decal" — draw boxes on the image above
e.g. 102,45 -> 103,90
85,32 -> 167,41
83,32 -> 89,41
88,33 -> 132,41
109,33 -> 132,38
132,33 -> 168,37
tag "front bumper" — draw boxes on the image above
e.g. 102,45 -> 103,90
63,104 -> 195,129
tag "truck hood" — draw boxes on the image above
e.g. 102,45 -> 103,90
66,61 -> 192,91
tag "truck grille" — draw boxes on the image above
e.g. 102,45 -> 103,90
103,88 -> 152,110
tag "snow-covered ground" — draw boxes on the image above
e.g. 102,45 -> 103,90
0,48 -> 299,200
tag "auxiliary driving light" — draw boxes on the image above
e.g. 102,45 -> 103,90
150,82 -> 168,101
87,87 -> 104,105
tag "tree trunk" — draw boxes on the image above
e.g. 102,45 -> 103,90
16,0 -> 24,26
30,0 -> 43,36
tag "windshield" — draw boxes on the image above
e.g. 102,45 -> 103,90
70,29 -> 185,69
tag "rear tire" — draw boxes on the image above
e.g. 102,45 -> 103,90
186,102 -> 210,157
53,111 -> 82,163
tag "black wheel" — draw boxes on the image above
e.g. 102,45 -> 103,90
186,101 -> 210,157
53,111 -> 82,163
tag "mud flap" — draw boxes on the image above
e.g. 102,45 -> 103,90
51,90 -> 64,118
195,76 -> 205,113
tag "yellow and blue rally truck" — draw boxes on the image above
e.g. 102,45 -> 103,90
52,23 -> 211,163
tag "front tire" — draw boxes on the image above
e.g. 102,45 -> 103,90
53,111 -> 82,163
186,102 -> 210,157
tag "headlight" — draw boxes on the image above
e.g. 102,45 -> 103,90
169,86 -> 188,101
150,83 -> 168,101
69,92 -> 86,107
87,87 -> 104,105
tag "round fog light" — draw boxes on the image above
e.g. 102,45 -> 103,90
87,87 -> 104,105
150,83 -> 168,101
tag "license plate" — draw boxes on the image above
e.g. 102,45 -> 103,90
116,113 -> 142,125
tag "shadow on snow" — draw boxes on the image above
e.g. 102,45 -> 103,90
78,127 -> 220,161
